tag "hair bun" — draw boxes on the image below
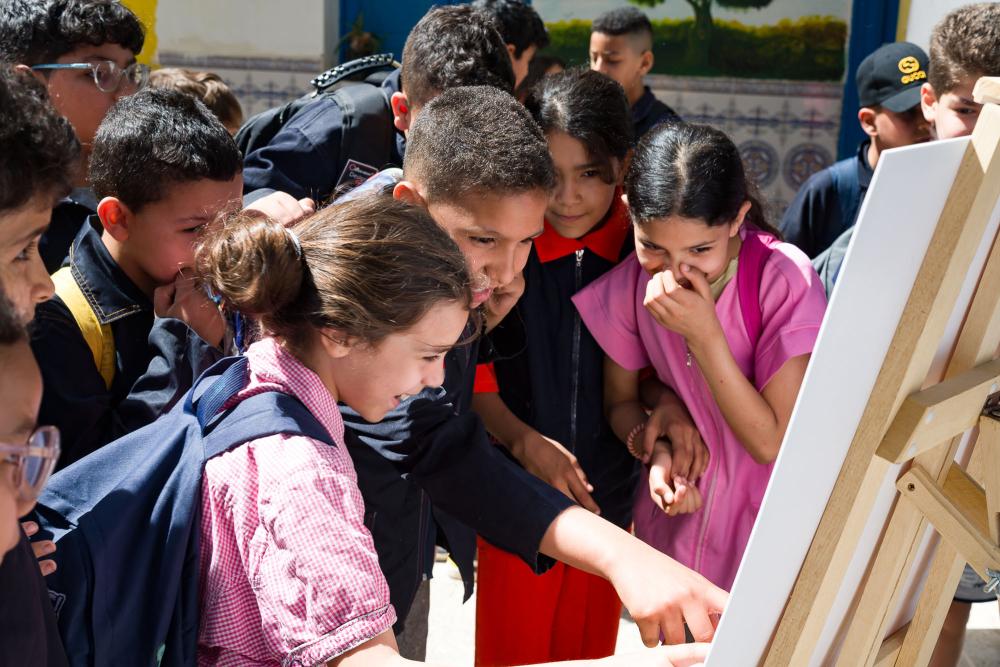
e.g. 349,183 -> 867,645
196,211 -> 304,317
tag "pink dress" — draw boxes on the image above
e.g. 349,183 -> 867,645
572,238 -> 826,590
197,338 -> 396,666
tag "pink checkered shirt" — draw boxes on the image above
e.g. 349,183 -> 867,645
197,337 -> 396,666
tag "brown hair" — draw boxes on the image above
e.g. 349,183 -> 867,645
928,3 -> 1000,95
149,67 -> 244,130
196,194 -> 475,351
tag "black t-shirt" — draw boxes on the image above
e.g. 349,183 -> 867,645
0,532 -> 68,666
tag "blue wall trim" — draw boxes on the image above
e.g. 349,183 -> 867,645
838,0 -> 901,160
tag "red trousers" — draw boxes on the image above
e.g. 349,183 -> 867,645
474,537 -> 622,666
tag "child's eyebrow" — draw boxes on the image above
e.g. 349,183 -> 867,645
957,96 -> 981,107
573,161 -> 604,171
8,222 -> 49,247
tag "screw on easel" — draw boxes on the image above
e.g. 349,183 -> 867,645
984,569 -> 1000,595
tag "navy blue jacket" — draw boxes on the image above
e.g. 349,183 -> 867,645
633,86 -> 680,141
242,69 -> 405,202
30,220 -> 223,468
486,208 -> 639,530
40,189 -> 97,273
779,139 -> 874,259
342,324 -> 573,631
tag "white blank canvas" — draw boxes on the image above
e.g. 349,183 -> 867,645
707,135 -> 1000,665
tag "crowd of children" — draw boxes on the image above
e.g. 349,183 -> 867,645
0,1 -> 998,666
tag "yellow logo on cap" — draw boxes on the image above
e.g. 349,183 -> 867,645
898,56 -> 926,85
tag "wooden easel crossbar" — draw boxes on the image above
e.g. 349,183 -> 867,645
762,77 -> 1000,667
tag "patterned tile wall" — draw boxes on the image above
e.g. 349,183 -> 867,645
158,55 -> 845,215
648,74 -> 844,217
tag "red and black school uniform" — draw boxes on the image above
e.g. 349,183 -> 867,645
474,194 -> 638,665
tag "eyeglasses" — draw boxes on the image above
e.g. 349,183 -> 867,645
0,426 -> 60,502
31,60 -> 149,93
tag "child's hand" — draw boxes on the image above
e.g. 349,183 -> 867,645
643,264 -> 723,345
154,274 -> 226,347
649,442 -> 703,516
21,520 -> 56,576
645,400 -> 710,482
512,430 -> 600,515
245,191 -> 315,227
590,642 -> 710,666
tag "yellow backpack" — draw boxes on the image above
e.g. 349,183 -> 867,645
51,267 -> 116,389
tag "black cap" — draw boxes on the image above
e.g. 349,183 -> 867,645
856,41 -> 929,112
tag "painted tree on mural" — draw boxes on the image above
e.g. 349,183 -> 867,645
630,0 -> 772,66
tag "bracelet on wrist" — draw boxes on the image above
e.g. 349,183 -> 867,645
625,422 -> 646,459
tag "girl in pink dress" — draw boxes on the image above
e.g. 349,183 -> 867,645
573,122 -> 828,591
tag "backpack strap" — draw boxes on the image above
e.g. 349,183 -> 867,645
51,266 -> 116,389
828,157 -> 862,230
736,228 -> 777,384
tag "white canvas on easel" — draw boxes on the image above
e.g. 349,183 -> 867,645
705,127 -> 1000,666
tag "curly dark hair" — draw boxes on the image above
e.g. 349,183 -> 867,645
89,87 -> 242,211
0,0 -> 144,65
0,65 -> 80,212
471,0 -> 549,58
404,85 -> 554,203
401,5 -> 514,109
929,3 -> 1000,94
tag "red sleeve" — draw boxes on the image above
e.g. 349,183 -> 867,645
473,362 -> 499,394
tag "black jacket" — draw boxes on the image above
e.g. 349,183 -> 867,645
487,210 -> 639,530
242,69 -> 405,202
633,86 -> 680,141
779,139 -> 874,259
30,221 -> 223,468
0,533 -> 68,666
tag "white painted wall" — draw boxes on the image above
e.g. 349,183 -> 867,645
155,0 -> 326,60
902,0 -> 970,49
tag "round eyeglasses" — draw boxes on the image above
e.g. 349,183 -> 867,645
31,60 -> 149,93
0,426 -> 60,502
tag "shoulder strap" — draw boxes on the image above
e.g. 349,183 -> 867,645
828,157 -> 862,229
736,228 -> 776,358
51,266 -> 115,389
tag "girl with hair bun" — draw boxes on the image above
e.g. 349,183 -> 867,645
574,122 -> 827,591
192,194 -> 476,665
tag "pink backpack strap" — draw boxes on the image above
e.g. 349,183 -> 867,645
735,227 -> 776,379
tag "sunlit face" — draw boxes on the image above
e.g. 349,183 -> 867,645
869,106 -> 931,151
0,197 -> 55,325
106,175 -> 243,294
546,130 -> 621,240
0,341 -> 44,563
921,79 -> 982,140
634,212 -> 742,286
37,43 -> 139,159
330,299 -> 471,423
424,190 -> 547,306
589,32 -> 650,102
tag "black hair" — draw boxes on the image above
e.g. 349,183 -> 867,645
404,85 -> 554,203
89,87 -> 242,212
0,65 -> 80,211
401,5 -> 515,108
591,7 -> 653,50
526,68 -> 632,183
471,0 -> 549,58
626,122 -> 780,238
0,289 -> 26,345
0,0 -> 144,65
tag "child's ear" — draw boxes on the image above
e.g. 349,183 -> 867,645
618,149 -> 634,184
857,107 -> 878,138
638,49 -> 654,77
920,82 -> 938,124
732,200 -> 753,236
391,92 -> 413,134
317,328 -> 353,358
96,197 -> 133,243
392,180 -> 428,208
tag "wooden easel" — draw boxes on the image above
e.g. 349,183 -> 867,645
761,77 -> 1000,666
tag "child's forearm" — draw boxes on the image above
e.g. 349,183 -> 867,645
688,336 -> 783,463
471,392 -> 532,455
